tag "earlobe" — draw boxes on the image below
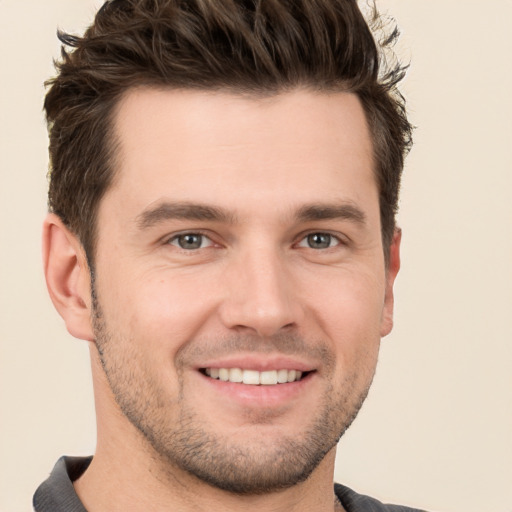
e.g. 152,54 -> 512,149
380,228 -> 402,337
42,213 -> 95,341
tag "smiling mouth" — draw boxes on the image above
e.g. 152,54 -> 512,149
200,368 -> 311,385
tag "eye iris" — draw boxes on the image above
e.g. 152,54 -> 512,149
178,234 -> 202,249
307,233 -> 331,249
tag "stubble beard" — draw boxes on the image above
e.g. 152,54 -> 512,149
91,286 -> 376,495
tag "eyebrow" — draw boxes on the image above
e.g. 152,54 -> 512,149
136,200 -> 366,230
136,201 -> 236,229
296,203 -> 367,225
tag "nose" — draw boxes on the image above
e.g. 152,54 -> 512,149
218,247 -> 303,337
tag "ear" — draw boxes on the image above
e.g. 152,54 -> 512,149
380,228 -> 402,337
42,213 -> 95,341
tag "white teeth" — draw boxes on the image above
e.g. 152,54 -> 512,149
277,369 -> 289,383
229,368 -> 243,383
243,370 -> 260,385
260,370 -> 277,385
204,368 -> 305,385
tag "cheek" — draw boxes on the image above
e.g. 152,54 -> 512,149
305,268 -> 385,366
323,297 -> 382,396
98,267 -> 220,352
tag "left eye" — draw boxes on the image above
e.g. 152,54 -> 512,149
297,233 -> 340,250
168,233 -> 214,250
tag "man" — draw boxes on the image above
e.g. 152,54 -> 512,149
34,0 -> 419,510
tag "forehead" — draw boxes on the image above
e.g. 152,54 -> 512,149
106,87 -> 376,219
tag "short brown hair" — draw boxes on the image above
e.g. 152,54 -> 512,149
44,0 -> 413,264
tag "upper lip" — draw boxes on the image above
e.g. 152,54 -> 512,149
196,355 -> 316,373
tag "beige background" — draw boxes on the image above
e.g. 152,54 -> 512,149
1,1 -> 511,511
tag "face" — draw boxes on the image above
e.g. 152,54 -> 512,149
90,88 -> 399,494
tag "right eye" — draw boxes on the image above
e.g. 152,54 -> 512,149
167,233 -> 214,250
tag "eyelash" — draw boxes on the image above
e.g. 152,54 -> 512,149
165,231 -> 346,251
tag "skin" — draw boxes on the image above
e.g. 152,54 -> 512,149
43,88 -> 401,512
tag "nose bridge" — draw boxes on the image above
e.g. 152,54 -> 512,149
219,241 -> 300,336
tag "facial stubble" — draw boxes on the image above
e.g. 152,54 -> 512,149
91,283 -> 376,495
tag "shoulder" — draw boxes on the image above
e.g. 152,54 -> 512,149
335,483 -> 429,512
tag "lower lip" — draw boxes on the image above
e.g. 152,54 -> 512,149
197,371 -> 315,408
